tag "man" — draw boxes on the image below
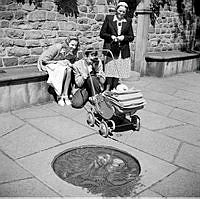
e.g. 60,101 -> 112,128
71,47 -> 105,108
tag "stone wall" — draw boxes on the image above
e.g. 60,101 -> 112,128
0,0 -> 137,69
147,0 -> 197,52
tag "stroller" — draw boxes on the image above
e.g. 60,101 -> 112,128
83,49 -> 146,138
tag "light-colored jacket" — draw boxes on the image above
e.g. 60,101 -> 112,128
37,43 -> 64,71
73,58 -> 105,88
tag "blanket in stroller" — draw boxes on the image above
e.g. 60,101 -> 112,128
104,89 -> 146,111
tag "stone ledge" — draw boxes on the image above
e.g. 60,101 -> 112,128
0,66 -> 48,84
145,51 -> 200,62
0,66 -> 52,113
145,51 -> 200,77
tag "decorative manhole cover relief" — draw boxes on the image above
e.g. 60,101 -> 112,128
52,145 -> 142,197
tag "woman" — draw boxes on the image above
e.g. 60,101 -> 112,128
38,36 -> 79,106
100,2 -> 134,91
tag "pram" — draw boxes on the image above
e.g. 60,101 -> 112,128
83,49 -> 146,138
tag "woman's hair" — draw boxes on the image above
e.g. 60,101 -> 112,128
64,36 -> 80,54
84,47 -> 98,57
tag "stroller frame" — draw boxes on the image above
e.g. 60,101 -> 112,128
82,49 -> 144,138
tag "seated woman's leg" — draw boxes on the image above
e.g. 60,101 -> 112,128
62,67 -> 72,97
59,67 -> 72,106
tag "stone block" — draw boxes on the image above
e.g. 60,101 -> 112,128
177,60 -> 183,73
47,12 -> 56,21
10,83 -> 29,111
14,39 -> 26,47
1,20 -> 9,28
0,11 -> 14,20
8,47 -> 30,57
183,59 -> 192,72
5,29 -> 24,39
40,2 -> 54,11
191,58 -> 198,71
3,57 -> 18,67
163,61 -> 177,77
14,11 -> 27,20
146,62 -> 164,77
27,81 -> 52,105
31,47 -> 43,55
0,85 -> 10,113
28,10 -> 46,21
24,31 -> 43,39
18,56 -> 38,65
26,40 -> 41,47
59,22 -> 76,31
95,13 -> 105,21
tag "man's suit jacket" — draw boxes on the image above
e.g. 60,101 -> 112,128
100,15 -> 134,59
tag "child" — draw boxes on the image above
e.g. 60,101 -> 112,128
38,36 -> 79,106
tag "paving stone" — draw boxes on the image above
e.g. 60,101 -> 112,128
0,151 -> 32,184
144,99 -> 174,116
144,81 -> 177,95
162,99 -> 200,114
17,134 -> 177,197
47,102 -> 89,126
174,143 -> 200,173
0,178 -> 60,197
143,90 -> 180,103
0,113 -> 24,137
150,169 -> 200,197
137,189 -> 163,197
112,128 -> 180,162
157,124 -> 200,146
169,108 -> 200,127
0,124 -> 59,159
169,72 -> 200,87
12,105 -> 59,119
27,116 -> 96,143
138,110 -> 183,131
174,89 -> 200,103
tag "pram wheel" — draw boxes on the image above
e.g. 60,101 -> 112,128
99,121 -> 109,138
131,115 -> 140,131
87,112 -> 95,127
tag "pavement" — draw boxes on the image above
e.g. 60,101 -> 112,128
0,71 -> 200,197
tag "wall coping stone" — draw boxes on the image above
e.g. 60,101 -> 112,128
0,66 -> 48,85
145,51 -> 200,62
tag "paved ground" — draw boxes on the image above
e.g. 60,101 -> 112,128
0,72 -> 200,197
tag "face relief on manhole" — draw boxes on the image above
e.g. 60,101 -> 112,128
52,145 -> 141,197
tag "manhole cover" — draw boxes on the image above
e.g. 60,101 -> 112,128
52,145 -> 141,197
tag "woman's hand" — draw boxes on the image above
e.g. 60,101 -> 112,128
111,35 -> 118,42
117,35 -> 124,41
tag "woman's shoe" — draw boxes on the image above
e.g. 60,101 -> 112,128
65,99 -> 71,106
58,98 -> 65,106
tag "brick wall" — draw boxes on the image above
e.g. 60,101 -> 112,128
147,0 -> 198,52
